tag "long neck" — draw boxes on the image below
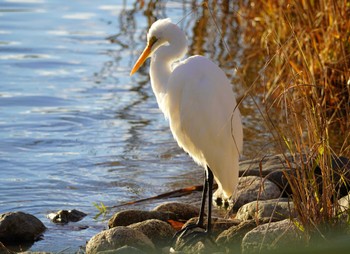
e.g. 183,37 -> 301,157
150,28 -> 187,115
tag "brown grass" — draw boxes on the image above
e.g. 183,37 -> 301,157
237,0 -> 350,238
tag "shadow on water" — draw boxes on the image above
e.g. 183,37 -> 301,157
0,0 -> 284,252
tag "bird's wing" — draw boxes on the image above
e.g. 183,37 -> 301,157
167,56 -> 243,165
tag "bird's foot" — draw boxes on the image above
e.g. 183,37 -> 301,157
172,223 -> 204,240
172,224 -> 213,251
173,229 -> 214,251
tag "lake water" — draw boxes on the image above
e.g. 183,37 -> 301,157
0,0 -> 273,252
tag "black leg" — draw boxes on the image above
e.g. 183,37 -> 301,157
205,167 -> 213,234
174,166 -> 213,240
196,166 -> 209,228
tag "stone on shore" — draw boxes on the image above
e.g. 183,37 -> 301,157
235,198 -> 297,221
216,218 -> 271,252
338,192 -> 350,212
173,232 -> 222,253
94,246 -> 146,254
181,217 -> 241,237
239,154 -> 350,197
238,154 -> 294,191
85,226 -> 154,254
241,219 -> 305,253
0,212 -> 46,243
128,219 -> 175,247
88,154 -> 350,253
153,202 -> 200,221
108,210 -> 177,228
233,176 -> 281,209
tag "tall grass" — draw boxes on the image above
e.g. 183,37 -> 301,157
237,0 -> 350,239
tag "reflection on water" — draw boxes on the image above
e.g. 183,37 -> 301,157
0,0 -> 274,252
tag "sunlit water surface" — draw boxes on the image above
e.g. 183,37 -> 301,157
0,0 -> 272,252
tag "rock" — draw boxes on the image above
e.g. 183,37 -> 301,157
172,217 -> 239,252
153,202 -> 200,221
239,154 -> 294,192
128,219 -> 175,247
338,192 -> 350,212
47,209 -> 87,224
96,246 -> 146,254
174,233 -> 222,254
239,154 -> 350,197
216,219 -> 270,252
241,219 -> 305,253
233,176 -> 281,210
18,252 -> 53,254
108,210 -> 177,228
0,212 -> 46,243
181,217 -> 241,237
85,226 -> 154,254
235,198 -> 297,221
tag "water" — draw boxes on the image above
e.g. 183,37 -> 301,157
0,0 -> 272,252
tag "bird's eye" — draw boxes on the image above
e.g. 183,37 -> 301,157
149,36 -> 158,46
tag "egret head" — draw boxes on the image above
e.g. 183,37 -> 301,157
130,19 -> 176,76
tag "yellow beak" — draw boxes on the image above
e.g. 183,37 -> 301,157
130,44 -> 152,76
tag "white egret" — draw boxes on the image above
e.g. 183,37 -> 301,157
130,19 -> 243,237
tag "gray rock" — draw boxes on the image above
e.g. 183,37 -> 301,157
47,209 -> 86,224
128,219 -> 175,247
108,210 -> 177,228
233,176 -> 281,210
181,217 -> 241,237
96,245 -> 146,254
239,154 -> 350,197
85,226 -> 154,254
239,154 -> 295,191
174,234 -> 221,254
0,212 -> 46,243
235,198 -> 296,221
18,252 -> 53,254
216,219 -> 270,251
338,193 -> 350,212
172,217 -> 239,252
241,219 -> 305,253
153,202 -> 200,221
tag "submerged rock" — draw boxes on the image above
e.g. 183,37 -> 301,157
85,226 -> 154,254
47,209 -> 87,224
0,212 -> 46,244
